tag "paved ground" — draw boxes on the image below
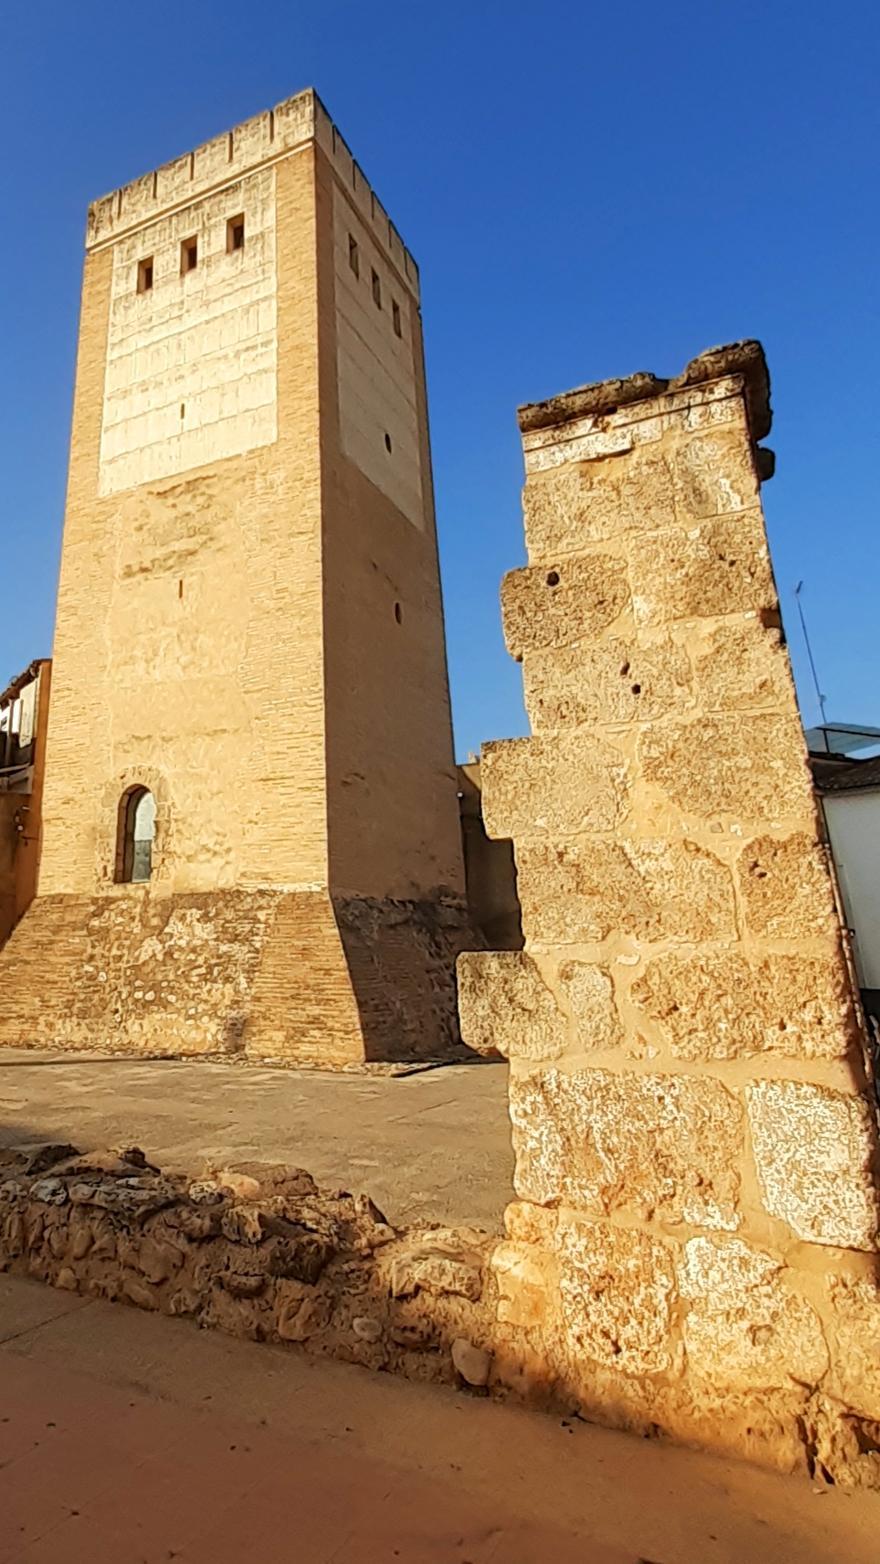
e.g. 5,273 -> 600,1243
1,1273 -> 877,1563
0,1052 -> 512,1229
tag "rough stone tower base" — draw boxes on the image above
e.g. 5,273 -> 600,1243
0,889 -> 473,1063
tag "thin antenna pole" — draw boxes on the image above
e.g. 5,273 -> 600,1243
794,580 -> 828,726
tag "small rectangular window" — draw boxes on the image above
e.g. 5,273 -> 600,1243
392,300 -> 402,338
227,214 -> 245,253
348,234 -> 359,277
180,235 -> 198,275
371,268 -> 382,308
137,257 -> 154,294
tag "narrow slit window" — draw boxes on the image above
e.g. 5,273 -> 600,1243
227,214 -> 245,253
137,257 -> 154,294
371,267 -> 382,308
392,300 -> 402,338
348,234 -> 359,277
180,235 -> 198,276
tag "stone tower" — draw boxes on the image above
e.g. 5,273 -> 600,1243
0,90 -> 471,1064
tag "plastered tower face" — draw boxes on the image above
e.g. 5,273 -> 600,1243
460,344 -> 880,1484
0,90 -> 469,1063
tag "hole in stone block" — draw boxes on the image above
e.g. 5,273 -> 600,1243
384,433 -> 393,453
137,257 -> 154,294
349,235 -> 359,278
371,268 -> 382,308
392,300 -> 402,338
226,214 -> 245,253
631,683 -> 641,695
546,571 -> 560,587
394,602 -> 402,624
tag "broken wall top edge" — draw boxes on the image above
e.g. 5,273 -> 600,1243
517,339 -> 772,444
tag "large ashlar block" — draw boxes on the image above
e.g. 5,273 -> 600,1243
500,554 -> 630,661
522,447 -> 675,559
510,1066 -> 742,1229
638,713 -> 816,821
826,1276 -> 880,1419
523,636 -> 692,730
480,734 -> 630,840
558,1216 -> 676,1374
679,1238 -> 829,1389
629,512 -> 777,626
632,951 -> 858,1061
457,952 -> 622,1059
515,837 -> 735,945
557,962 -> 622,1053
747,1081 -> 880,1249
736,833 -> 841,940
673,427 -> 761,520
457,951 -> 566,1060
691,619 -> 793,713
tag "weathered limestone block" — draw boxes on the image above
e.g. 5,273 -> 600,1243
736,833 -> 841,940
558,1217 -> 677,1374
515,837 -> 735,945
491,1239 -> 557,1329
522,447 -> 675,558
556,962 -> 622,1053
747,1082 -> 880,1249
672,427 -> 760,520
639,713 -> 817,821
522,636 -> 692,730
691,619 -> 792,713
825,1275 -> 880,1419
510,1067 -> 742,1229
632,951 -> 857,1061
457,951 -> 566,1060
630,514 -> 775,632
678,1237 -> 828,1389
480,734 -> 630,840
500,554 -> 630,661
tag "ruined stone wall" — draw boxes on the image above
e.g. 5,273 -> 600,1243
459,343 -> 880,1484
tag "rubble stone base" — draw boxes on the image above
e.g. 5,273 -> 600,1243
0,889 -> 476,1064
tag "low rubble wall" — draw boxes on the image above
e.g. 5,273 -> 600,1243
0,1142 -> 499,1388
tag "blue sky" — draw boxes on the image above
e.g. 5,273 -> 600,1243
3,1 -> 878,758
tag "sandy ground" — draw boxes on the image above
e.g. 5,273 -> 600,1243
0,1051 -> 512,1229
1,1272 -> 878,1563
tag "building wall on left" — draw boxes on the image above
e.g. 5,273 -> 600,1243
0,661 -> 51,945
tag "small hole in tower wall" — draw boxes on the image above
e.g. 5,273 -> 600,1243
137,257 -> 153,294
394,602 -> 402,624
546,570 -> 560,587
180,236 -> 198,275
384,433 -> 393,453
227,215 -> 245,253
178,579 -> 184,600
349,234 -> 359,277
371,268 -> 382,308
392,300 -> 402,338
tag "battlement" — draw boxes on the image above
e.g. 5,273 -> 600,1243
86,89 -> 420,299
